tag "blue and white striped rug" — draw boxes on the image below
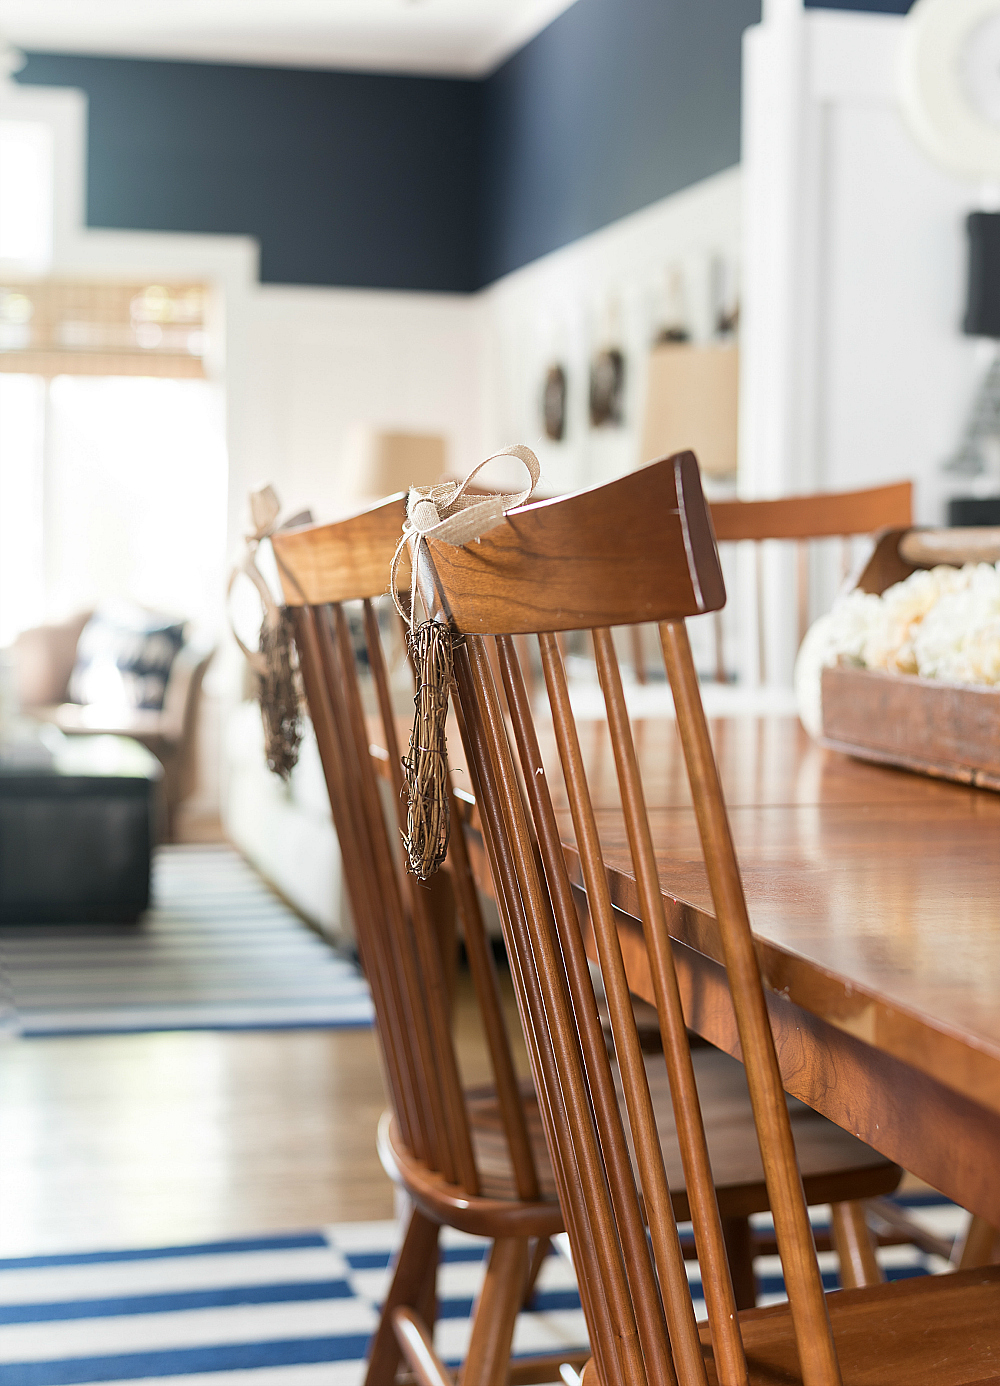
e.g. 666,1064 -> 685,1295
0,847 -> 372,1037
0,1197 -> 965,1385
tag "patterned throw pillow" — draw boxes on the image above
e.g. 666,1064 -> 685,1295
69,606 -> 186,711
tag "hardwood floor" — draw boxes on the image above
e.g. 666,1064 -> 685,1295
0,1027 -> 394,1256
0,793 -> 521,1257
0,808 -> 401,1256
0,952 -> 932,1259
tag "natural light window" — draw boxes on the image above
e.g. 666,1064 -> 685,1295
0,120 -> 54,270
0,375 -> 228,646
0,105 -> 229,656
46,376 -> 228,625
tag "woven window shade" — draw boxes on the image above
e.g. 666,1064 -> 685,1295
0,280 -> 208,378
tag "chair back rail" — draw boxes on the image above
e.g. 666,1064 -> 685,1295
421,452 -> 724,635
708,481 -> 912,544
419,453 -> 844,1386
272,500 -> 540,1208
705,480 -> 913,683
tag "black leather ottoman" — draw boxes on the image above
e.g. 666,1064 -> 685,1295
0,735 -> 161,924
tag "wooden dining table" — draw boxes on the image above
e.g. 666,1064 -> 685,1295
447,710 -> 1000,1228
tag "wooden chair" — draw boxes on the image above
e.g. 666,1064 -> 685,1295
626,481 -> 913,687
270,491 -> 904,1385
416,453 -> 1000,1386
271,498 -> 577,1386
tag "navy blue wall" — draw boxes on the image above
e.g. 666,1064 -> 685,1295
16,0 -> 909,291
15,53 -> 483,291
479,0 -> 760,284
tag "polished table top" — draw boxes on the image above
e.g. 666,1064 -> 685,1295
489,712 -> 1000,1219
545,716 -> 1000,1111
532,714 -> 1000,1221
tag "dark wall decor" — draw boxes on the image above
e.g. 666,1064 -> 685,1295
964,213 -> 1000,339
655,323 -> 690,345
650,264 -> 691,345
948,497 -> 1000,525
943,223 -> 1000,483
589,348 -> 625,427
542,364 -> 567,441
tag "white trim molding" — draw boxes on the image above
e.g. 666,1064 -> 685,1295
0,79 -> 86,271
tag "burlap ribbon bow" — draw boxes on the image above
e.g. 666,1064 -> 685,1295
391,444 -> 540,626
227,485 -> 283,673
392,445 -> 540,879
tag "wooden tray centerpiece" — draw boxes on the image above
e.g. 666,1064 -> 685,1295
818,526 -> 1000,791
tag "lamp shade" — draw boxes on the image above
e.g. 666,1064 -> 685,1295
639,342 -> 738,479
341,428 -> 448,504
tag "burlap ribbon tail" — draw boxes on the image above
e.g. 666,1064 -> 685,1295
227,484 -> 304,781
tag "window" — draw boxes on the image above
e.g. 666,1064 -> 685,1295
0,279 -> 208,377
0,103 -> 228,653
0,372 -> 227,647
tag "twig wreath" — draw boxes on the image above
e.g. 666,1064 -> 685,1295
227,485 -> 304,781
391,445 -> 540,879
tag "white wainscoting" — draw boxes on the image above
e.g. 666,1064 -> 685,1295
243,169 -> 744,520
237,284 -> 484,525
478,168 -> 743,496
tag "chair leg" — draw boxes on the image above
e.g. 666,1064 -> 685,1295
830,1200 -> 883,1288
522,1237 -> 551,1307
417,1231 -> 440,1334
393,1307 -> 454,1386
461,1237 -> 531,1386
365,1206 -> 441,1386
953,1214 -> 1000,1269
721,1215 -> 758,1311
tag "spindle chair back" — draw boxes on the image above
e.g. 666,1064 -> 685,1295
415,453 -> 1000,1386
607,482 -> 912,689
271,498 -> 570,1386
709,480 -> 913,684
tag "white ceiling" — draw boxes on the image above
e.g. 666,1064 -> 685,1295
0,0 -> 579,78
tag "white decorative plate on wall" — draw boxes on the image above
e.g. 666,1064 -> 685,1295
899,0 -> 1000,180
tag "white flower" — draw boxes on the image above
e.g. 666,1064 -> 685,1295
795,560 -> 1000,739
912,563 -> 1000,686
861,565 -> 971,675
949,618 -> 1000,685
793,591 -> 882,737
